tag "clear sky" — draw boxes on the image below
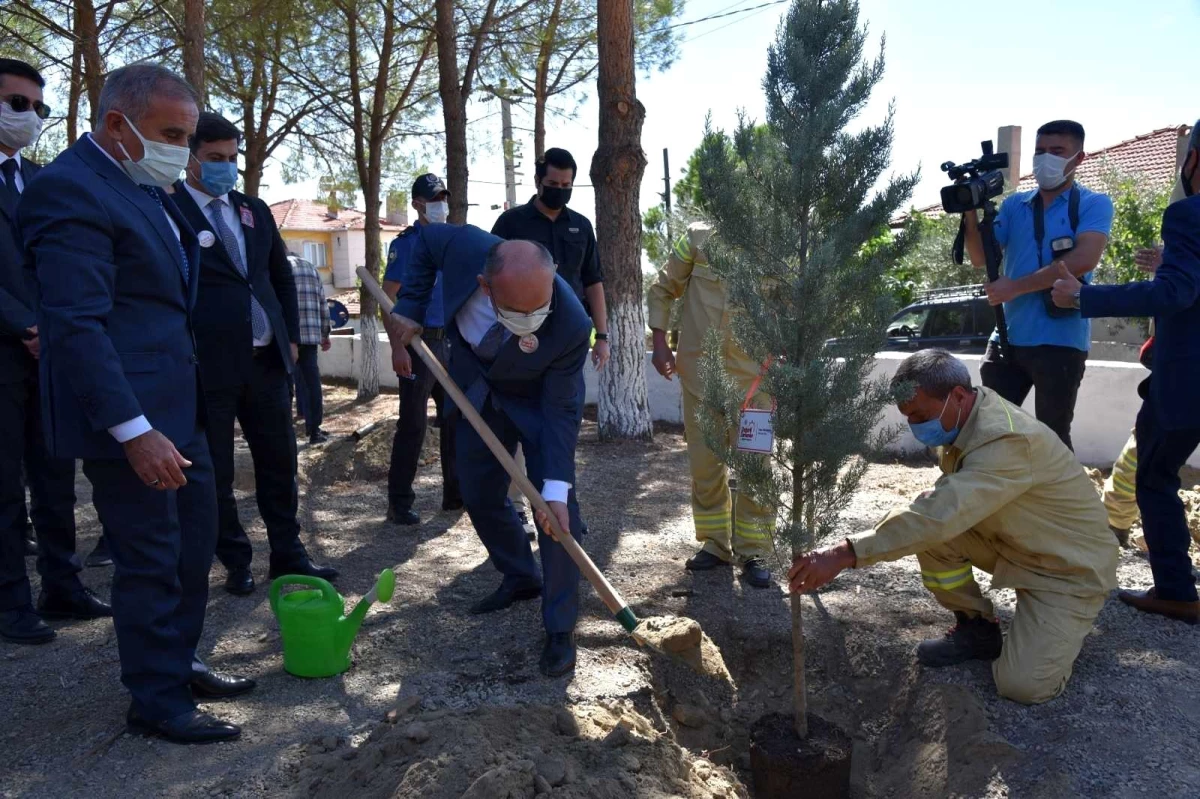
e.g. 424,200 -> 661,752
258,0 -> 1199,236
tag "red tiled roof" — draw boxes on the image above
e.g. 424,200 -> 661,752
269,198 -> 406,233
328,288 -> 360,318
897,124 -> 1191,224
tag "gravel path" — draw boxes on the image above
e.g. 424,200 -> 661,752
1,386 -> 1196,798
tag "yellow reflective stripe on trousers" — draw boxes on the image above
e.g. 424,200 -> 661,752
735,520 -> 772,541
1112,474 -> 1136,497
921,565 -> 973,591
693,512 -> 731,530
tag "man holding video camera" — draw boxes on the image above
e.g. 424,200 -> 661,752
961,120 -> 1113,451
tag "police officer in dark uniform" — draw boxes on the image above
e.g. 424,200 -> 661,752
381,174 -> 461,525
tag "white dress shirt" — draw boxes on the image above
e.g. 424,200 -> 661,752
455,287 -> 570,505
181,181 -> 270,346
0,150 -> 25,193
86,134 -> 180,444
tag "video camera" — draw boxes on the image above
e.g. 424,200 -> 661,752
939,141 -> 1009,214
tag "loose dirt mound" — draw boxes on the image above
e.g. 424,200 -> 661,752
1086,467 -> 1200,564
304,422 -> 439,486
281,701 -> 747,799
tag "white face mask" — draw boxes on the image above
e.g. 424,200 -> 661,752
0,102 -> 43,150
424,199 -> 448,225
1032,151 -> 1079,191
116,114 -> 190,187
493,298 -> 551,337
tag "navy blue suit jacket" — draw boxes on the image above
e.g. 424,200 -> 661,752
1083,195 -> 1200,431
170,182 -> 299,389
0,156 -> 40,383
19,137 -> 203,459
394,223 -> 591,485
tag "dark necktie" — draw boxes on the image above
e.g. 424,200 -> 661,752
0,159 -> 19,216
473,320 -> 511,362
138,185 -> 189,282
208,198 -> 269,340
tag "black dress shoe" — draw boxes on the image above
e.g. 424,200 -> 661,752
386,506 -> 421,526
192,668 -> 257,699
308,429 -> 330,445
741,557 -> 772,589
85,537 -> 113,568
37,587 -> 112,620
268,559 -> 338,581
685,549 -> 730,571
126,708 -> 241,745
0,609 -> 56,644
539,632 -> 576,677
470,581 -> 542,614
224,567 -> 255,596
442,497 -> 464,512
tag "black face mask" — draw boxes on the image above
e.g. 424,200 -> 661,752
1183,152 -> 1198,198
539,185 -> 572,210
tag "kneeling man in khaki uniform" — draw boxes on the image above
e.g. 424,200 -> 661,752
789,349 -> 1117,704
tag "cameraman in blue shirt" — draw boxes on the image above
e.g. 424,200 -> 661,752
961,120 -> 1114,451
381,174 -> 462,525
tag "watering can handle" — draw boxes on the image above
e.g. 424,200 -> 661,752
268,575 -> 340,617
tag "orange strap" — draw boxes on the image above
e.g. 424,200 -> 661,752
741,357 -> 776,412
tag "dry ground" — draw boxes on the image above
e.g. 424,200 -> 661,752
1,385 -> 1197,798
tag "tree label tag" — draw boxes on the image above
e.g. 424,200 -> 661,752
737,409 -> 774,453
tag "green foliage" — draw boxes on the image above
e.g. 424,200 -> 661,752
884,211 -> 977,306
694,0 -> 917,553
1094,164 -> 1171,287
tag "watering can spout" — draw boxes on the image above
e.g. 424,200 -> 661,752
337,568 -> 396,655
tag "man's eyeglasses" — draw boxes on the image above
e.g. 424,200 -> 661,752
2,95 -> 51,120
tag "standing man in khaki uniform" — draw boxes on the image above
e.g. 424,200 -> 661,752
789,350 -> 1117,704
648,223 -> 774,588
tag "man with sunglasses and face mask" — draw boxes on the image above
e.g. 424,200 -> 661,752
0,58 -> 112,645
961,120 -> 1114,452
390,224 -> 592,678
788,350 -> 1116,705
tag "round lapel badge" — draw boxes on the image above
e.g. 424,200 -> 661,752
518,334 -> 539,354
198,230 -> 216,248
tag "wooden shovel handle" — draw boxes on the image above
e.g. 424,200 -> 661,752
356,267 -> 629,618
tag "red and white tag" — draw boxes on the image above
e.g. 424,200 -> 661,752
240,206 -> 255,228
737,409 -> 774,453
518,334 -> 539,354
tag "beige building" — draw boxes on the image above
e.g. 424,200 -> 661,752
269,199 -> 407,289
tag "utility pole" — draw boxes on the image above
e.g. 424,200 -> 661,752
662,148 -> 671,214
501,89 -> 518,208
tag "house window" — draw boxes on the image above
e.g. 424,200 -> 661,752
303,241 -> 327,267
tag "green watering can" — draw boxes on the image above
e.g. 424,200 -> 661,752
269,569 -> 395,678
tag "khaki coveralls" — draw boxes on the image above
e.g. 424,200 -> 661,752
850,388 -> 1118,704
647,224 -> 774,562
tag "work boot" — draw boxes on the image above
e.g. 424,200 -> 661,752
741,557 -> 772,588
916,611 -> 1002,668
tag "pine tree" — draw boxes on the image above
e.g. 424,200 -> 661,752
693,0 -> 917,739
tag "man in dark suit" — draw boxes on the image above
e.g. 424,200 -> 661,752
0,58 -> 111,644
172,112 -> 336,596
1053,119 -> 1200,624
391,224 -> 592,677
21,64 -> 251,743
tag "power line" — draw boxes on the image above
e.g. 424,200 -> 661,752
665,0 -> 788,30
685,1 -> 787,42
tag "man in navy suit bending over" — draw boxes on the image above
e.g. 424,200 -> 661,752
20,64 -> 250,743
391,224 -> 591,677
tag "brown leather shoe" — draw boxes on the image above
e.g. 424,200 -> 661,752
1117,587 -> 1199,625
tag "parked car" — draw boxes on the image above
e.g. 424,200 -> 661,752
881,285 -> 994,354
826,285 -> 995,355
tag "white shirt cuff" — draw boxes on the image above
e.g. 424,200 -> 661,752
542,480 -> 571,504
109,416 -> 152,443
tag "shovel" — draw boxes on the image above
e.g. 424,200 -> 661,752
356,267 -> 728,677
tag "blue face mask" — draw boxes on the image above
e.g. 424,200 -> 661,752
909,395 -> 963,448
198,161 -> 238,196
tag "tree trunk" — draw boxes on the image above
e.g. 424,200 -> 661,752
67,40 -> 82,145
790,462 -> 809,739
590,0 -> 652,442
435,0 -> 469,223
182,0 -> 206,102
358,175 -> 383,400
531,0 -> 561,160
74,0 -> 104,127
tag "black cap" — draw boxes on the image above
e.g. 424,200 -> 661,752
412,173 -> 449,201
